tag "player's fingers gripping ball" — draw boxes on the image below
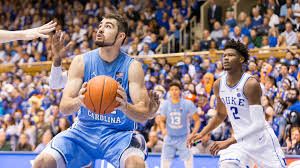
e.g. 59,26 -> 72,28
84,75 -> 120,115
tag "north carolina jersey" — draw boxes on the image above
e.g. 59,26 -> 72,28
160,98 -> 197,136
219,72 -> 269,138
78,48 -> 136,130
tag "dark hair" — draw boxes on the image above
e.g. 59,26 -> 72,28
168,81 -> 182,90
103,13 -> 128,44
289,88 -> 299,97
224,39 -> 250,63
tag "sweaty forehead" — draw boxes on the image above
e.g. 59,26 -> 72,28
100,18 -> 117,26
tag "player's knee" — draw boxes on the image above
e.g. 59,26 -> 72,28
33,153 -> 57,168
125,156 -> 145,168
219,160 -> 241,168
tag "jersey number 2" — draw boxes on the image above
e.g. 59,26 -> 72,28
231,106 -> 240,119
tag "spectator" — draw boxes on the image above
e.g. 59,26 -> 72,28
15,133 -> 32,151
237,12 -> 247,28
138,43 -> 155,56
35,109 -> 51,146
250,29 -> 262,48
0,131 -> 11,151
223,10 -> 236,28
197,91 -> 211,126
55,118 -> 70,135
268,27 -> 278,47
207,0 -> 222,31
287,88 -> 300,113
200,29 -> 211,51
230,26 -> 243,42
191,133 -> 214,154
262,96 -> 275,122
267,8 -> 280,28
34,129 -> 52,153
280,0 -> 294,17
257,17 -> 271,36
259,36 -> 271,53
283,127 -> 300,154
146,131 -> 163,153
276,34 -> 287,47
252,7 -> 264,28
210,21 -> 223,43
267,0 -> 280,16
19,114 -> 36,146
281,22 -> 297,46
242,35 -> 255,49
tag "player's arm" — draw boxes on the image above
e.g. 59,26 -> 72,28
49,31 -> 73,89
116,60 -> 159,123
233,77 -> 266,142
59,55 -> 85,115
160,116 -> 167,137
186,79 -> 228,146
191,113 -> 201,135
0,21 -> 56,43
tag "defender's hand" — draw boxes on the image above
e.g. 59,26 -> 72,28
23,20 -> 57,40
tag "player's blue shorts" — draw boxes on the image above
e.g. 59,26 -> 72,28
162,134 -> 191,160
48,121 -> 147,168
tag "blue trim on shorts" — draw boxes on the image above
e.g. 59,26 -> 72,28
50,137 -> 67,166
266,128 -> 285,168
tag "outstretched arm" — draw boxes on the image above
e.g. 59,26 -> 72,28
0,21 -> 56,43
116,60 -> 160,123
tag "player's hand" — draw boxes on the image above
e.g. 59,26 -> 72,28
115,85 -> 128,112
51,30 -> 73,66
148,90 -> 160,119
210,140 -> 231,157
186,133 -> 203,148
78,82 -> 87,107
22,20 -> 57,40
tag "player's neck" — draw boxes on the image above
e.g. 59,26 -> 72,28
171,97 -> 180,104
227,69 -> 243,87
99,47 -> 120,63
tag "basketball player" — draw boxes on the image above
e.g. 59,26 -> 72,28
186,39 -> 287,168
33,13 -> 160,168
0,20 -> 56,43
160,82 -> 200,168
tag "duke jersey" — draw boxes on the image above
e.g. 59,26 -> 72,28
219,72 -> 269,138
78,48 -> 136,130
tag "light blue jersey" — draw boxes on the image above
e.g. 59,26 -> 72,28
78,48 -> 135,130
47,49 -> 147,168
161,98 -> 197,136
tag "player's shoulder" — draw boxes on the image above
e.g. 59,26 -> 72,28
71,54 -> 84,65
244,77 -> 260,91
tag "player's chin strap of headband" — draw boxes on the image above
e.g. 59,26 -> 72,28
234,105 -> 266,142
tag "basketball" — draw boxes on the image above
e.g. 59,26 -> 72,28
84,75 -> 120,115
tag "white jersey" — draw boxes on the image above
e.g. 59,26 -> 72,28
218,72 -> 286,168
219,72 -> 269,138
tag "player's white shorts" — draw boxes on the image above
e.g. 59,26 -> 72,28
218,127 -> 287,168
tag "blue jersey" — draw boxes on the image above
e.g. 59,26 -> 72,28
161,98 -> 197,136
77,48 -> 136,130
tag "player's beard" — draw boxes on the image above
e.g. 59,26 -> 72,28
223,67 -> 232,71
95,33 -> 118,47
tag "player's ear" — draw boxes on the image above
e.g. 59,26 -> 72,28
119,32 -> 126,40
240,56 -> 245,63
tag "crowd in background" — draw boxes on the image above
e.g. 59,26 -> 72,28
0,0 -> 300,156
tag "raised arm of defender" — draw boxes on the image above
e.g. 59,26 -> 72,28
115,60 -> 160,123
0,21 -> 56,43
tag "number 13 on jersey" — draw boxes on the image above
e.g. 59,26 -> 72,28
231,106 -> 240,119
